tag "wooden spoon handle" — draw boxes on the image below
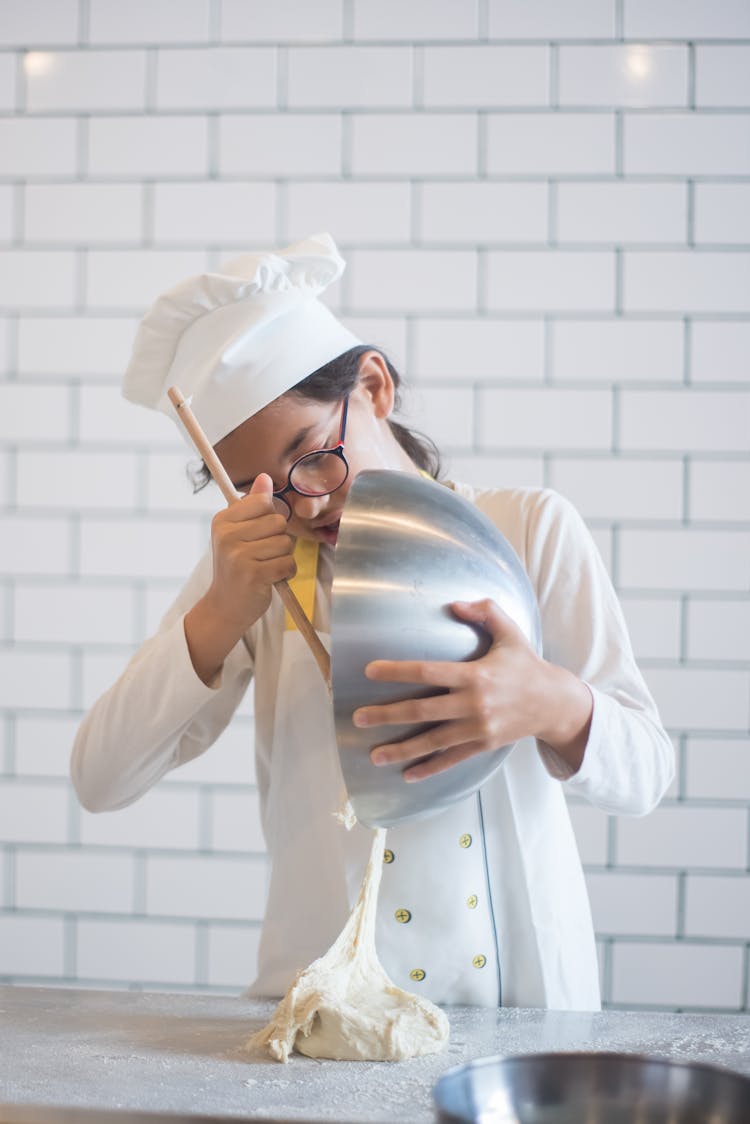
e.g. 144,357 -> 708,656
167,386 -> 331,688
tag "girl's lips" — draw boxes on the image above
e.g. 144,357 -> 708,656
315,518 -> 341,545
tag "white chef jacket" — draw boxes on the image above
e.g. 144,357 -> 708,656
71,485 -> 674,1010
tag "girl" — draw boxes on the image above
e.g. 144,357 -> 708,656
72,233 -> 674,1011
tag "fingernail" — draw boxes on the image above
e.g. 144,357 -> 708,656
353,712 -> 367,727
371,751 -> 387,766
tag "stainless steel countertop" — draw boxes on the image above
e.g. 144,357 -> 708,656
1,985 -> 748,1123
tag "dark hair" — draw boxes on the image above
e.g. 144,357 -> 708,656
190,345 -> 441,493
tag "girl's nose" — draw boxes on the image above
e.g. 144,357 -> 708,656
286,491 -> 327,521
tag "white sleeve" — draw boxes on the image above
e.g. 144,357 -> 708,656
70,551 -> 254,813
524,489 -> 675,817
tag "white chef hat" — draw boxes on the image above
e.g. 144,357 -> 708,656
122,232 -> 362,446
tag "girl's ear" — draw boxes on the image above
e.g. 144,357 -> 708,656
355,351 -> 396,419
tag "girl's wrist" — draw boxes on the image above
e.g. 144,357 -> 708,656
184,594 -> 246,685
534,662 -> 593,774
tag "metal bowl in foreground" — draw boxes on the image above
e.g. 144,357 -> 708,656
331,470 -> 541,829
433,1051 -> 750,1123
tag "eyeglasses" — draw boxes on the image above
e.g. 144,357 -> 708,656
271,397 -> 350,519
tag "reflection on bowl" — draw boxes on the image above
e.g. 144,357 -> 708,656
331,471 -> 541,829
433,1052 -> 750,1123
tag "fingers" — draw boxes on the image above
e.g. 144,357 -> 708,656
403,741 -> 487,783
451,598 -> 521,643
354,689 -> 465,730
249,472 -> 274,497
369,718 -> 477,767
364,658 -> 474,689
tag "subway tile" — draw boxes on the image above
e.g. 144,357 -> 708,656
488,0 -> 616,38
551,319 -> 684,383
218,114 -> 342,177
351,114 -> 478,176
85,249 -> 207,311
0,780 -> 69,842
145,451 -> 221,513
145,854 -> 268,920
487,251 -> 615,312
15,849 -> 135,912
353,0 -> 477,39
209,789 -> 266,853
13,581 -> 136,645
152,182 -> 275,246
567,803 -> 609,865
0,515 -> 71,577
221,0 -> 343,41
624,0 -> 750,39
412,318 -> 544,381
556,182 -> 687,245
423,46 -> 548,108
79,517 -> 205,579
142,581 -> 186,637
619,389 -> 750,453
548,457 -> 683,521
479,387 -> 612,451
685,738 -> 750,801
76,918 -> 196,983
348,249 -> 477,312
689,461 -> 750,522
25,50 -> 147,113
78,384 -> 183,447
407,385 -> 474,451
0,117 -> 77,177
695,45 -> 750,108
87,116 -> 209,178
687,599 -> 750,662
487,113 -> 615,175
617,805 -> 747,869
156,47 -> 276,110
0,648 -> 72,709
0,183 -> 12,241
685,875 -> 750,940
288,46 -> 412,109
445,454 -> 545,490
694,184 -> 750,246
0,384 -> 71,442
14,714 -> 82,778
206,924 -> 261,988
88,0 -> 211,43
624,113 -> 750,176
24,183 -> 143,245
80,788 -> 201,850
612,942 -> 744,1009
624,251 -> 750,315
586,871 -> 678,937
0,250 -> 76,309
644,666 -> 750,731
0,1 -> 78,46
619,596 -> 682,661
419,182 -> 548,244
285,181 -> 411,245
0,916 -> 65,976
0,53 -> 16,112
0,316 -> 9,373
559,45 -> 688,108
690,322 -> 750,384
618,528 -> 750,592
17,316 -> 139,378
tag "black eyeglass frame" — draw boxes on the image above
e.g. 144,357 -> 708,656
271,396 -> 350,518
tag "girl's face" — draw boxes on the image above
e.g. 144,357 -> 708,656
214,353 -> 418,546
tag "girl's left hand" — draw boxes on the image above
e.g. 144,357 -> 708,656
352,599 -> 593,782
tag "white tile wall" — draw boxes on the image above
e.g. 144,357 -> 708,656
1,1 -> 747,1016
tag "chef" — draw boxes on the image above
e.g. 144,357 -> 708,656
71,233 -> 674,1010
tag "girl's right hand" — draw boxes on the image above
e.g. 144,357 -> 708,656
184,474 -> 296,684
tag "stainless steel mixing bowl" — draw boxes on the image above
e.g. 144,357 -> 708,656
330,470 -> 541,828
433,1052 -> 750,1123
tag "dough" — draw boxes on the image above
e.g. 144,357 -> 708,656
247,828 -> 450,1063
